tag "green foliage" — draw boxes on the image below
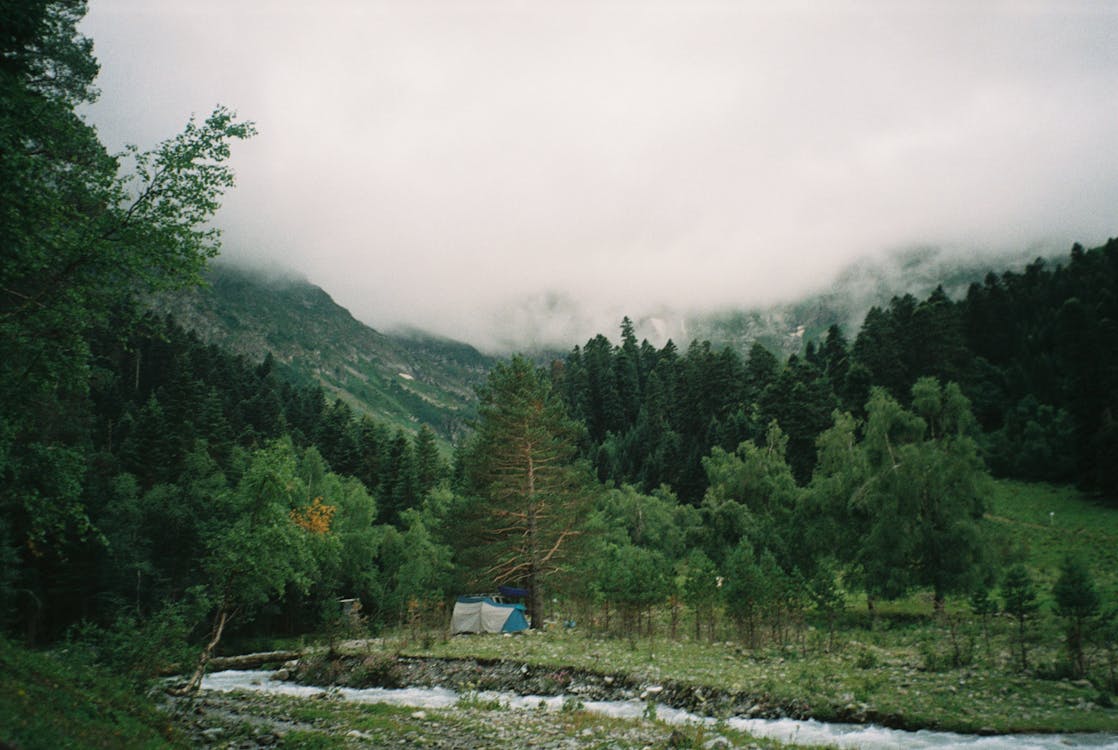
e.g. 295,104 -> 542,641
594,543 -> 671,636
592,484 -> 699,560
1002,564 -> 1039,671
855,382 -> 989,606
700,421 -> 802,569
808,559 -> 846,646
985,396 -> 1077,482
0,636 -> 181,749
376,509 -> 453,626
680,549 -> 720,640
64,598 -> 200,689
1053,555 -> 1101,678
807,380 -> 991,611
0,0 -> 252,640
205,439 -> 319,613
721,540 -> 764,645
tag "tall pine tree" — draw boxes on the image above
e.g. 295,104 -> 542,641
459,356 -> 594,627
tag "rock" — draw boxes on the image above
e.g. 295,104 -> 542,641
412,710 -> 427,720
271,668 -> 290,681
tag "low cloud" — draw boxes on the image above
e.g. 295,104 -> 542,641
83,1 -> 1118,351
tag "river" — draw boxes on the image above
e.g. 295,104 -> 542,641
201,670 -> 1118,749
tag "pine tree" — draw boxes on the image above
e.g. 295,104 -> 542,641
1053,556 -> 1101,678
413,425 -> 444,501
460,356 -> 595,627
1002,564 -> 1039,672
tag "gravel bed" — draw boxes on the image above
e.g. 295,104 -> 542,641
165,688 -> 755,749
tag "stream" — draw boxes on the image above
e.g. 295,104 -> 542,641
201,670 -> 1118,749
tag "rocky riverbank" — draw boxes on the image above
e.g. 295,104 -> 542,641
286,653 -> 839,725
172,678 -> 756,749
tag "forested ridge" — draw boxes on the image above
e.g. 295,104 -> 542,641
2,2 -> 1117,734
558,240 -> 1118,502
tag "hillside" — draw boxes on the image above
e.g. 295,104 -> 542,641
628,245 -> 1059,357
153,245 -> 1070,442
155,263 -> 493,442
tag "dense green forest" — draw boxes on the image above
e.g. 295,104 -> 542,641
557,243 -> 1118,502
2,1 -> 1117,720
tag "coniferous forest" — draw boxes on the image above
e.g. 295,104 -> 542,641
3,2 -> 1118,745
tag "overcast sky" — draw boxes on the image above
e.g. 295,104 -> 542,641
81,1 -> 1118,351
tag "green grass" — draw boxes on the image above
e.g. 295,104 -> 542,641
0,638 -> 183,749
986,480 -> 1118,596
396,625 -> 1116,734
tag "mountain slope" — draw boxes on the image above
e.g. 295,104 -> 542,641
156,264 -> 493,441
628,245 -> 1061,357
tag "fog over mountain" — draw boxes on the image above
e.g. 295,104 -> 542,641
82,2 -> 1118,352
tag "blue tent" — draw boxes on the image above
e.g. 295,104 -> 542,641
450,596 -> 529,634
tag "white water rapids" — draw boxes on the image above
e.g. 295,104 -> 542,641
202,670 -> 1118,749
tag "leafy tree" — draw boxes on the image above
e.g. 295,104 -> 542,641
809,559 -> 845,651
854,381 -> 990,610
0,0 -> 253,636
1053,555 -> 1101,678
680,549 -> 720,641
378,509 -> 453,629
722,539 -> 765,646
175,439 -> 318,693
700,422 -> 802,569
803,411 -> 870,589
592,484 -> 698,562
595,543 -> 671,638
459,356 -> 595,627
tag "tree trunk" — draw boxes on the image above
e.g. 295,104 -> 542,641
526,450 -> 543,629
170,607 -> 229,695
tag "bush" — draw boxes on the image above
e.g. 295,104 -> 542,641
64,602 -> 198,688
855,648 -> 879,669
355,653 -> 402,688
